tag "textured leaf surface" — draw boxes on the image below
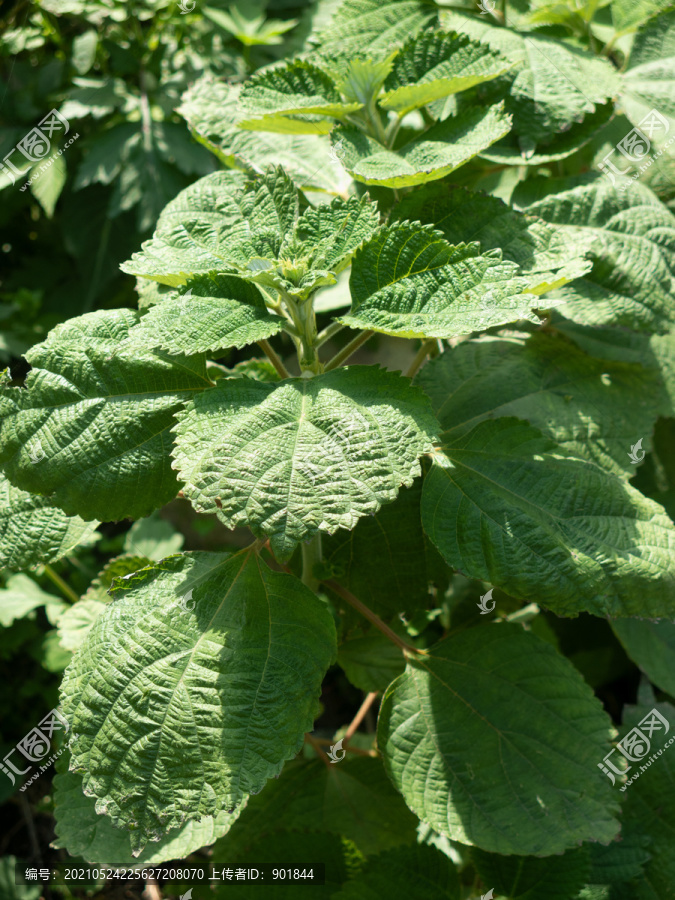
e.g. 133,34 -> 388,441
439,12 -> 620,143
342,222 -> 537,339
620,696 -> 675,898
378,625 -> 620,855
238,60 -> 361,130
611,619 -> 675,698
332,102 -> 511,187
61,550 -> 337,852
333,844 -> 460,900
471,845 -> 589,899
479,104 -> 615,166
322,481 -> 430,617
129,275 -> 283,355
417,334 -> 662,477
524,180 -> 675,333
214,756 -> 417,857
380,31 -> 511,116
394,185 -> 593,295
53,755 -> 242,865
172,367 -> 438,561
122,168 -> 378,299
120,168 -> 289,286
421,418 -> 675,618
178,77 -> 349,195
0,310 -> 210,522
0,473 -> 98,570
316,0 -> 437,58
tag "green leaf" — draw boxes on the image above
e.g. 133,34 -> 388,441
0,309 -> 211,522
619,58 -> 675,141
439,12 -> 620,143
292,194 -> 380,276
416,333 -> 664,477
29,147 -> 67,218
56,600 -> 107,653
337,631 -> 405,691
0,857 -> 41,900
61,550 -> 337,853
0,574 -> 64,628
73,123 -> 141,189
471,845 -> 589,899
610,619 -> 675,698
178,77 -> 348,195
523,180 -> 675,333
53,752 -> 242,865
124,513 -> 184,561
214,756 -> 418,857
393,184 -> 593,295
479,103 -> 615,167
341,222 -> 538,339
332,101 -> 511,188
422,418 -> 675,618
71,29 -> 98,75
322,481 -> 431,617
333,843 -> 460,900
378,624 -> 620,855
620,695 -> 675,897
130,275 -> 284,355
585,832 -> 651,885
172,367 -> 438,561
238,60 -> 362,132
380,31 -> 512,117
316,0 -> 437,58
612,0 -> 674,34
58,555 -> 154,651
213,830 -> 359,898
122,168 -> 378,300
119,169 -> 257,286
0,472 -> 98,571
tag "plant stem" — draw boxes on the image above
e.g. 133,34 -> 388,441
42,564 -> 79,603
405,339 -> 436,379
301,533 -> 322,592
324,330 -> 374,371
344,692 -> 379,746
316,321 -> 345,347
324,579 -> 424,656
257,339 -> 291,379
305,733 -> 331,767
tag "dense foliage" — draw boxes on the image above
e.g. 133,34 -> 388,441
2,1 -> 675,898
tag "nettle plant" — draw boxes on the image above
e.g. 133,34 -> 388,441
2,0 -> 675,895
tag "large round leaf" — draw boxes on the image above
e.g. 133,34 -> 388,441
378,624 -> 620,855
172,366 -> 438,561
61,550 -> 337,853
